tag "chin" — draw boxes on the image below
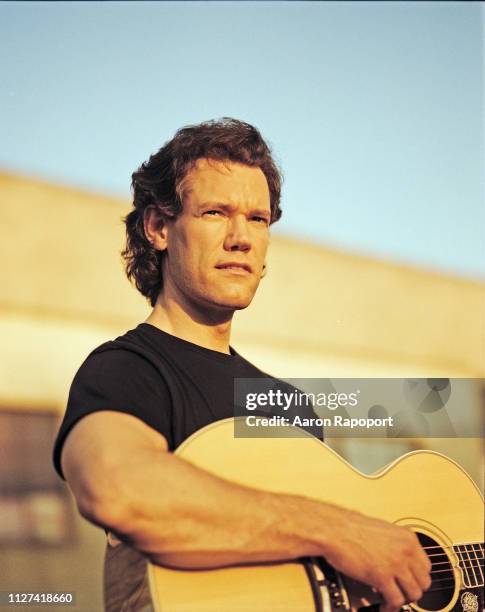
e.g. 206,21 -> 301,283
210,290 -> 255,312
218,296 -> 253,311
228,300 -> 252,311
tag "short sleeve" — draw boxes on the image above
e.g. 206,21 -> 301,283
52,349 -> 173,479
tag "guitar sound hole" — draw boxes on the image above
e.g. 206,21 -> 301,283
416,533 -> 455,611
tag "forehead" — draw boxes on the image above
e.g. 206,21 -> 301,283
180,158 -> 270,209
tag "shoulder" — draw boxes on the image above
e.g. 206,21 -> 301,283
80,345 -> 157,374
230,348 -> 272,378
73,346 -> 158,387
77,324 -> 163,376
71,330 -> 169,399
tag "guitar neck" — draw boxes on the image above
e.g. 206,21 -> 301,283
453,542 -> 485,589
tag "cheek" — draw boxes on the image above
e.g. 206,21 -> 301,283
172,236 -> 215,284
254,233 -> 270,260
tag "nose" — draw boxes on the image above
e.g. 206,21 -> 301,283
223,215 -> 251,252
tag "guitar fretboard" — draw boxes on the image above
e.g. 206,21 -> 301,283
453,542 -> 484,588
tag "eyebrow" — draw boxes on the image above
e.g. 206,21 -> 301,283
198,201 -> 271,218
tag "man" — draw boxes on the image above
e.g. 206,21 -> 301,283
53,118 -> 431,611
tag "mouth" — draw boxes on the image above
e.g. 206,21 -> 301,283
215,263 -> 252,275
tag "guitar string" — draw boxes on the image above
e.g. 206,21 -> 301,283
461,546 -> 480,586
422,543 -> 484,551
426,547 -> 484,588
451,544 -> 484,586
431,559 -> 483,571
430,565 -> 483,580
430,565 -> 477,574
425,576 -> 484,589
412,579 -> 484,595
423,542 -> 484,547
390,543 -> 484,593
427,580 -> 455,588
428,580 -> 484,588
419,545 -> 484,581
429,563 -> 484,574
423,546 -> 484,563
425,584 -> 457,593
426,555 -> 484,569
429,577 -> 483,586
423,546 -> 482,558
427,556 -> 484,564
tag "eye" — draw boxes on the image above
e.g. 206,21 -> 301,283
203,209 -> 224,217
251,215 -> 270,225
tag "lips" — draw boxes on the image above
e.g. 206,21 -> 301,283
215,262 -> 252,273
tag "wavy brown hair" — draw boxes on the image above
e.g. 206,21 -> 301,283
122,117 -> 283,306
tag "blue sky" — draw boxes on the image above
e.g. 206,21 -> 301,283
1,1 -> 483,279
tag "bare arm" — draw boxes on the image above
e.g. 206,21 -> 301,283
62,411 -> 431,612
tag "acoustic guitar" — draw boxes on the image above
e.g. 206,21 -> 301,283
105,418 -> 484,612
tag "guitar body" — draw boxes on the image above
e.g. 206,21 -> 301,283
135,419 -> 482,612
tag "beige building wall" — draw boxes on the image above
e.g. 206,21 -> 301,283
1,172 -> 483,611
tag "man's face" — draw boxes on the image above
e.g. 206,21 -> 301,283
161,158 -> 271,314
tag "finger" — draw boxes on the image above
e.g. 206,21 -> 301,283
410,563 -> 432,594
414,537 -> 432,574
379,577 -> 406,612
410,538 -> 432,590
396,569 -> 423,604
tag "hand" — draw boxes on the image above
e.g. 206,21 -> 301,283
321,507 -> 432,612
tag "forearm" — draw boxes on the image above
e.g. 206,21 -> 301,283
86,445 -> 338,569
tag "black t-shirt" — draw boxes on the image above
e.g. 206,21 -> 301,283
53,323 -> 321,479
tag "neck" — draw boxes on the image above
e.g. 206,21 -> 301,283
145,290 -> 234,355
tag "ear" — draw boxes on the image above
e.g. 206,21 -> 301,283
144,207 -> 169,251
